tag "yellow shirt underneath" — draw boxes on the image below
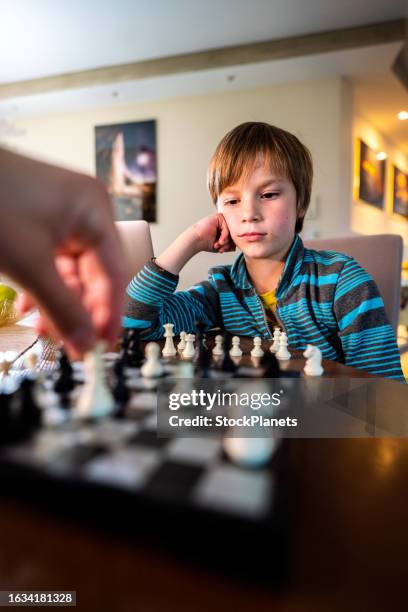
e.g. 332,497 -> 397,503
259,288 -> 277,322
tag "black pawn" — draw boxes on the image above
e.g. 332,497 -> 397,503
54,350 -> 74,409
219,332 -> 237,374
193,321 -> 211,377
260,351 -> 281,378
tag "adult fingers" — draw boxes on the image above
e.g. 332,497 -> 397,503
25,253 -> 96,354
76,229 -> 126,344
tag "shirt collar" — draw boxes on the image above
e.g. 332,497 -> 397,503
230,234 -> 304,296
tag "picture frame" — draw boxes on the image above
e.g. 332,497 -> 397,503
95,119 -> 157,222
392,165 -> 408,219
357,139 -> 385,209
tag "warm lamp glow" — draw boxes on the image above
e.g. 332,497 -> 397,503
397,110 -> 408,121
376,151 -> 387,161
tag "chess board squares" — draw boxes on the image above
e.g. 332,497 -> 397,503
164,437 -> 221,466
90,419 -> 139,448
2,429 -> 65,467
192,463 -> 273,519
83,447 -> 161,490
128,391 -> 157,411
129,429 -> 169,449
143,460 -> 204,500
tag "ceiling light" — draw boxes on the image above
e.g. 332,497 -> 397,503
376,151 -> 387,161
397,110 -> 408,120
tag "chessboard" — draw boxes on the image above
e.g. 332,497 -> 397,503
0,327 -> 360,583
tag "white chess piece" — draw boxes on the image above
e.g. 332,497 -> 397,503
303,344 -> 324,376
182,334 -> 195,360
223,437 -> 278,469
176,360 -> 194,379
177,331 -> 187,353
76,342 -> 115,419
212,334 -> 224,357
0,351 -> 18,393
250,336 -> 264,358
24,352 -> 39,369
162,323 -> 177,357
141,342 -> 164,378
276,332 -> 291,360
270,327 -> 281,353
229,336 -> 242,358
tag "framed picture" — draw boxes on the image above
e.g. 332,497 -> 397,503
95,120 -> 157,222
357,140 -> 385,209
392,165 -> 408,219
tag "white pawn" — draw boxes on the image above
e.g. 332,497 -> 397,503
229,336 -> 242,358
303,344 -> 324,376
270,327 -> 281,353
177,331 -> 187,353
76,342 -> 115,419
176,360 -> 194,379
250,336 -> 264,358
223,437 -> 278,469
276,332 -> 291,361
212,334 -> 224,357
162,323 -> 177,357
182,334 -> 195,360
0,351 -> 18,394
141,342 -> 164,378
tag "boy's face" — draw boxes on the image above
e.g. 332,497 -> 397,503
216,159 -> 300,262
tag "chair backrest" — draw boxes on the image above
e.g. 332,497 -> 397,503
115,220 -> 154,284
303,234 -> 403,332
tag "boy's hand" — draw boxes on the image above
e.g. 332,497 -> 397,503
192,213 -> 236,254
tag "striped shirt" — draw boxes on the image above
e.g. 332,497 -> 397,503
125,234 -> 405,381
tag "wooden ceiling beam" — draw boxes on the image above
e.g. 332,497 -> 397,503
0,19 -> 405,100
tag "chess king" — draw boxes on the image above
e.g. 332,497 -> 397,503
125,122 -> 404,381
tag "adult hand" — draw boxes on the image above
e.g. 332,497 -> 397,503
0,148 -> 126,356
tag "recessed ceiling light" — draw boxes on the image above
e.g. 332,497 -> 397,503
376,151 -> 387,161
397,110 -> 408,120
227,75 -> 236,82
112,91 -> 119,98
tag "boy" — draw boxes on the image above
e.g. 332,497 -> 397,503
125,122 -> 404,381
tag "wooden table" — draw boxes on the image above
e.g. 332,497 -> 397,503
0,328 -> 408,611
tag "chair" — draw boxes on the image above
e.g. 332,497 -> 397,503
115,220 -> 154,284
303,234 -> 403,333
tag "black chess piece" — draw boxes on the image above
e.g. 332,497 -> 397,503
118,330 -> 132,367
19,377 -> 42,434
113,355 -> 126,379
112,373 -> 130,419
219,332 -> 237,374
260,351 -> 281,378
54,350 -> 74,410
193,320 -> 211,377
126,329 -> 144,368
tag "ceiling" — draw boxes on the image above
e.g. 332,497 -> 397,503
0,0 -> 406,152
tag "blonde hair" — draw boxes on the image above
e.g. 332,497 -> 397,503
207,122 -> 313,233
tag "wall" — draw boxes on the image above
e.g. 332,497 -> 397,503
2,77 -> 351,288
351,114 -> 408,261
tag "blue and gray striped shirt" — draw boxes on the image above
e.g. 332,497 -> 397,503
125,235 -> 404,381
